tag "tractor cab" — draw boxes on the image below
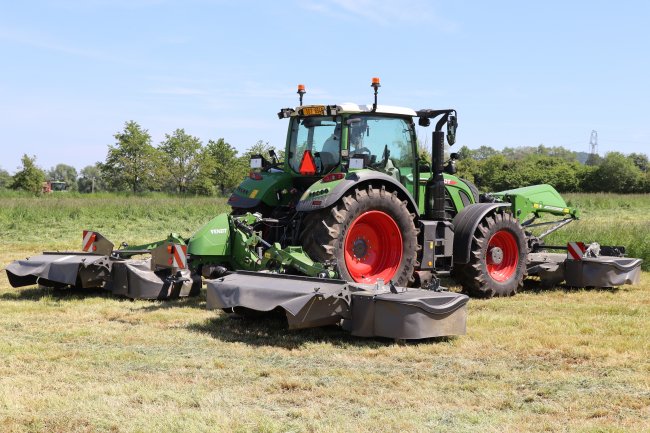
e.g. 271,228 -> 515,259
284,103 -> 419,193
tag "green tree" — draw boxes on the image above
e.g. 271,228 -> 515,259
628,152 -> 648,172
417,139 -> 432,165
101,121 -> 159,193
11,154 -> 45,194
515,155 -> 582,192
545,145 -> 578,161
455,145 -> 473,160
47,163 -> 78,191
0,168 -> 11,189
579,164 -> 601,192
77,163 -> 107,193
472,145 -> 499,161
158,129 -> 202,193
200,138 -> 248,195
456,157 -> 481,186
501,146 -> 537,160
585,153 -> 602,166
592,152 -> 643,193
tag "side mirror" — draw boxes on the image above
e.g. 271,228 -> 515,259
268,149 -> 278,164
447,115 -> 458,146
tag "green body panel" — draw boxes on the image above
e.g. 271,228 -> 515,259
298,176 -> 345,202
417,172 -> 476,215
188,213 -> 232,258
230,172 -> 295,208
493,184 -> 579,222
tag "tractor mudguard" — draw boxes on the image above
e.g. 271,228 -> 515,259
296,170 -> 419,215
452,203 -> 510,265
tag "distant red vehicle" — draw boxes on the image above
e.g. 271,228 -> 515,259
42,181 -> 67,193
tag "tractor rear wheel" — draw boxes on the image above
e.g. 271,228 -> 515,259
459,211 -> 527,297
302,185 -> 418,287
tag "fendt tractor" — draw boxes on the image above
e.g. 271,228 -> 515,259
6,79 -> 642,340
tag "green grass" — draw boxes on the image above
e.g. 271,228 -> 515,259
0,193 -> 230,248
0,194 -> 649,432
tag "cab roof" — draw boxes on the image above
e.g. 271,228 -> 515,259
335,103 -> 416,117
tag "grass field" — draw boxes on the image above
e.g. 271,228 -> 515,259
0,193 -> 648,432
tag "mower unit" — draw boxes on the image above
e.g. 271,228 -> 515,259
206,272 -> 469,340
5,231 -> 201,300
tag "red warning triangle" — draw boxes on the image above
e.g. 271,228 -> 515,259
299,150 -> 317,175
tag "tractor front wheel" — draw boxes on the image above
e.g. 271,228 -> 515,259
302,186 -> 418,287
459,211 -> 527,297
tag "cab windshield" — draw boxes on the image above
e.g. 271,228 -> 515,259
288,116 -> 341,174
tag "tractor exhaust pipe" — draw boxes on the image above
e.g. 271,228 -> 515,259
425,130 -> 446,220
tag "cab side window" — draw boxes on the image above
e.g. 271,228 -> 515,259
348,116 -> 414,173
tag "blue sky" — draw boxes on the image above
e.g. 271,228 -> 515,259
1,0 -> 648,173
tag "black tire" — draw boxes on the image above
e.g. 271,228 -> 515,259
458,211 -> 527,297
301,185 -> 418,287
460,178 -> 480,203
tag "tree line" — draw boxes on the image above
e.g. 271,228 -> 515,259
2,121 -> 648,195
453,144 -> 650,193
2,121 -> 277,196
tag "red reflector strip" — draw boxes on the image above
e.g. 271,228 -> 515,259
82,231 -> 96,252
567,242 -> 586,260
171,245 -> 187,269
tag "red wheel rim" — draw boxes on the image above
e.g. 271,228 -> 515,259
486,229 -> 519,282
344,211 -> 402,283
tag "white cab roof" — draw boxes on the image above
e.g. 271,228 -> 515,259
336,103 -> 416,117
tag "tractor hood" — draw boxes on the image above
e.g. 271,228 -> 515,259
227,171 -> 294,209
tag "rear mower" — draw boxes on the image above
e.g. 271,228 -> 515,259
6,79 -> 643,339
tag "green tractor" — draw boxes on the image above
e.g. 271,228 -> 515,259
188,78 -> 579,297
8,78 -> 642,338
